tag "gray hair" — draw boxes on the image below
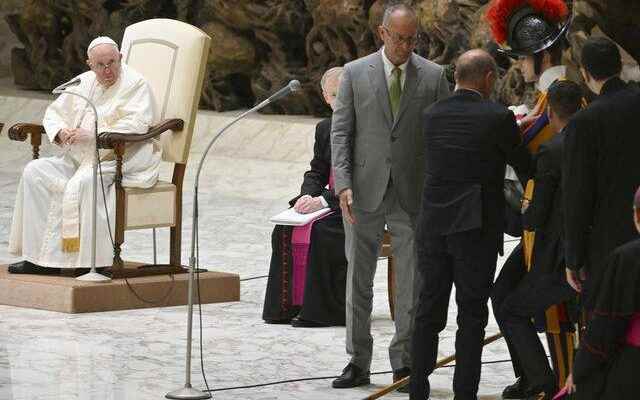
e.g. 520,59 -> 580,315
320,66 -> 344,92
382,3 -> 417,28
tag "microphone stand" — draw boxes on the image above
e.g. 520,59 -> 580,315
166,101 -> 277,399
52,85 -> 111,282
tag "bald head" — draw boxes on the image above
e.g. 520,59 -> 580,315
455,50 -> 497,86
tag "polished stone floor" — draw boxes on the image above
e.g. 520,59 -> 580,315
0,91 -> 522,400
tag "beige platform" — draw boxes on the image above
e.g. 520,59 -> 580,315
0,265 -> 239,313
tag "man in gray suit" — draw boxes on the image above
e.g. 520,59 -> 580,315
330,3 -> 450,389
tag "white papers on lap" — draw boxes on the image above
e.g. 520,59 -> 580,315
269,207 -> 331,226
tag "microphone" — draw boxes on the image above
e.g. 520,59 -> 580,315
52,77 -> 82,94
255,80 -> 301,108
168,77 -> 302,400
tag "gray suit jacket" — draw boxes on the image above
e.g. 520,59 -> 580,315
331,50 -> 450,214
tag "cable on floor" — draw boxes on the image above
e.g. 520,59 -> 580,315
204,358 -> 518,392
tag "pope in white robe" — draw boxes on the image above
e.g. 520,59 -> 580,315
8,37 -> 161,273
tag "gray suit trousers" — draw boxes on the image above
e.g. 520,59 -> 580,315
345,185 -> 420,371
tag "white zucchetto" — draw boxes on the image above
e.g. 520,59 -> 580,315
87,36 -> 119,56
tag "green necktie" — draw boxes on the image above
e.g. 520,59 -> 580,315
389,67 -> 402,119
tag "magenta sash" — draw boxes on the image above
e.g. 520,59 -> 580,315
290,170 -> 335,306
626,313 -> 640,347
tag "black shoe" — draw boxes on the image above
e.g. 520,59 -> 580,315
393,367 -> 411,393
264,318 -> 292,324
291,317 -> 329,328
8,261 -> 60,275
332,363 -> 370,388
502,377 -> 532,399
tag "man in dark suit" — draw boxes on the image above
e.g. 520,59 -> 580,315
564,37 -> 640,310
410,49 -> 531,400
493,81 -> 583,400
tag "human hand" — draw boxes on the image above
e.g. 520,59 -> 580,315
566,267 -> 586,293
65,128 -> 93,145
517,114 -> 537,131
564,373 -> 576,394
294,195 -> 324,214
56,128 -> 74,146
521,198 -> 530,214
339,189 -> 355,224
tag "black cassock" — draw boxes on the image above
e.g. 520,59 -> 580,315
563,78 -> 640,309
568,237 -> 640,400
262,118 -> 347,326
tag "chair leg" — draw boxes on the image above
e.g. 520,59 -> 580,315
388,255 -> 395,321
112,221 -> 125,271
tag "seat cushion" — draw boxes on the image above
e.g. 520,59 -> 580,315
124,180 -> 176,230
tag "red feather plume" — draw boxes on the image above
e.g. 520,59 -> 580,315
486,0 -> 569,44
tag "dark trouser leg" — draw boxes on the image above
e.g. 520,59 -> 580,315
500,274 -> 576,390
450,229 -> 498,400
491,243 -> 527,380
410,235 -> 453,400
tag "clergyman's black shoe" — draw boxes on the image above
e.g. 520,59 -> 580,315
8,261 -> 60,275
332,363 -> 370,388
291,317 -> 329,328
503,377 -> 532,399
393,367 -> 411,393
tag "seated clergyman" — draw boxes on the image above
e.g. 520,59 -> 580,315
262,67 -> 348,328
8,36 -> 160,274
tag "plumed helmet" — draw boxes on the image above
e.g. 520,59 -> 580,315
486,0 -> 571,58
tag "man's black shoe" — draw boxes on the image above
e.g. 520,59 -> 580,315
393,367 -> 411,393
264,318 -> 291,324
502,377 -> 532,399
291,317 -> 329,328
8,261 -> 60,275
332,363 -> 370,388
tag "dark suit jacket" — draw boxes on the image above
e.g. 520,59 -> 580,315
289,118 -> 339,211
419,89 -> 532,253
563,78 -> 640,308
524,131 -> 565,277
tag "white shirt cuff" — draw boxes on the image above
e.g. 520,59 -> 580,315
319,195 -> 328,208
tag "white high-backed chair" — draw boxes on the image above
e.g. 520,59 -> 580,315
9,19 -> 211,278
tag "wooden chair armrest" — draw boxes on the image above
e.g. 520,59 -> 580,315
98,118 -> 184,149
8,123 -> 46,142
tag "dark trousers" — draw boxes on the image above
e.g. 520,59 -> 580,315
411,228 -> 498,400
491,244 -> 576,391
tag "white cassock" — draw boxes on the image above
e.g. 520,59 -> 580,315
8,64 -> 161,268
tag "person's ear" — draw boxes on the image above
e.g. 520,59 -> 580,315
377,26 -> 386,43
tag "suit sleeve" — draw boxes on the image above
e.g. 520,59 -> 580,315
499,110 -> 532,181
523,143 -> 559,230
331,65 -> 355,195
563,117 -> 597,270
